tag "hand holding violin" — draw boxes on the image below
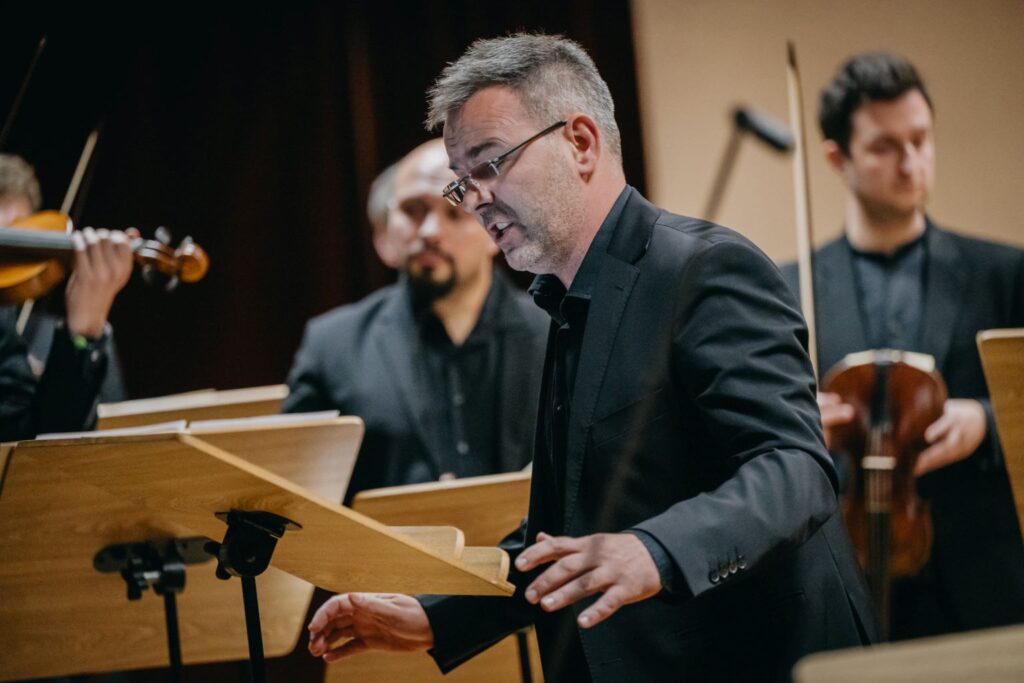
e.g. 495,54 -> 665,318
817,391 -> 856,450
915,399 -> 987,476
64,227 -> 139,338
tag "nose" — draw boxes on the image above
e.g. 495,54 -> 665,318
460,178 -> 493,216
417,211 -> 440,241
899,142 -> 920,175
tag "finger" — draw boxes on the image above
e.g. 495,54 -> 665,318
924,413 -> 953,444
109,231 -> 134,283
71,231 -> 93,280
309,620 -> 355,656
578,586 -> 630,629
818,392 -> 842,407
820,402 -> 855,428
526,552 -> 590,604
323,637 -> 369,662
516,534 -> 578,572
94,228 -> 119,280
915,440 -> 953,476
537,567 -> 608,612
309,594 -> 355,634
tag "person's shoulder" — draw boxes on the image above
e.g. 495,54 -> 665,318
304,283 -> 403,338
936,224 -> 1024,266
646,207 -> 775,272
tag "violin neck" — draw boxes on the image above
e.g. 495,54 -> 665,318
0,227 -> 141,259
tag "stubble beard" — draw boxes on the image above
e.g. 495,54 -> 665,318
502,158 -> 585,275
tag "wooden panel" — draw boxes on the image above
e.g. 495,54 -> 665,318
0,446 -> 314,681
794,624 -> 1024,682
192,417 -> 362,503
18,431 -> 513,597
354,471 -> 531,546
978,329 -> 1024,534
324,629 -> 545,683
97,385 -> 288,430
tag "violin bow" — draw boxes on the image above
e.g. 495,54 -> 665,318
0,34 -> 47,152
786,40 -> 819,379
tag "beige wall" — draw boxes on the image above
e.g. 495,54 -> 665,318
630,0 -> 1024,263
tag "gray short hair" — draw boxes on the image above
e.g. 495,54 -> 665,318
426,33 -> 622,161
0,154 -> 42,211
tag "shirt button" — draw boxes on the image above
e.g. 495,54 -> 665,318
456,441 -> 469,455
452,393 -> 465,406
555,404 -> 564,413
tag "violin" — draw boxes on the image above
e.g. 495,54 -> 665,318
0,210 -> 208,305
823,350 -> 946,637
784,44 -> 944,638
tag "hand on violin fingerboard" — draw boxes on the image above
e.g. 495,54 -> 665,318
65,227 -> 139,338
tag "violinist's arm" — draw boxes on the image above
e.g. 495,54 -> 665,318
38,227 -> 135,433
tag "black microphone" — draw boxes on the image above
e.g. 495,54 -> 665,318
733,107 -> 793,153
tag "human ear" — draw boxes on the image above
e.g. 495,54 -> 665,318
823,139 -> 847,175
565,114 -> 600,178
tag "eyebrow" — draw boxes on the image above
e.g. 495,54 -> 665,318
450,139 -> 503,172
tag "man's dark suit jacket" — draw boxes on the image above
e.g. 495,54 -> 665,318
421,189 -> 876,683
0,306 -> 109,441
282,272 -> 548,500
781,222 -> 1024,634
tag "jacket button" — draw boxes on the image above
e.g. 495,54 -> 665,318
709,570 -> 720,584
729,560 -> 738,575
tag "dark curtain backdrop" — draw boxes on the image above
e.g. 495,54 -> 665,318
2,3 -> 644,681
2,2 -> 646,401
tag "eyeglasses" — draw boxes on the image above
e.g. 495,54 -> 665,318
442,121 -> 567,206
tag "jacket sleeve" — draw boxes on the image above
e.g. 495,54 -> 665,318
633,239 -> 839,598
282,320 -> 332,413
1,310 -> 107,441
418,518 -> 538,673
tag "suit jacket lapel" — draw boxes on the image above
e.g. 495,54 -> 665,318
815,238 -> 868,376
562,189 -> 651,530
376,290 -> 442,474
920,223 -> 966,371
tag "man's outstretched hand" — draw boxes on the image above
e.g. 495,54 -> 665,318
517,531 -> 662,629
308,592 -> 434,662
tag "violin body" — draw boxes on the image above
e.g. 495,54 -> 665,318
824,349 -> 947,634
0,211 -> 71,304
0,211 -> 208,304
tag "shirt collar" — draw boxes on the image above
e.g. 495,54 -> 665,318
845,221 -> 930,264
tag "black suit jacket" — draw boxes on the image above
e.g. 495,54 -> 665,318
781,222 -> 1024,632
282,272 -> 548,500
422,189 -> 876,683
0,307 -> 109,441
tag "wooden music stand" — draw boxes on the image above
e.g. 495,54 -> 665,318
96,384 -> 289,430
323,471 -> 543,683
978,328 -> 1024,533
792,624 -> 1024,682
0,418 -> 511,682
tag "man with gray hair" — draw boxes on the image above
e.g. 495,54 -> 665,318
309,34 -> 876,682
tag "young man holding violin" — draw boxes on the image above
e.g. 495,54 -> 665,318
0,153 -> 135,441
782,53 -> 1024,639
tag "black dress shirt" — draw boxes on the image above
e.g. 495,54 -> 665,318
847,227 -> 927,350
416,281 -> 505,479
